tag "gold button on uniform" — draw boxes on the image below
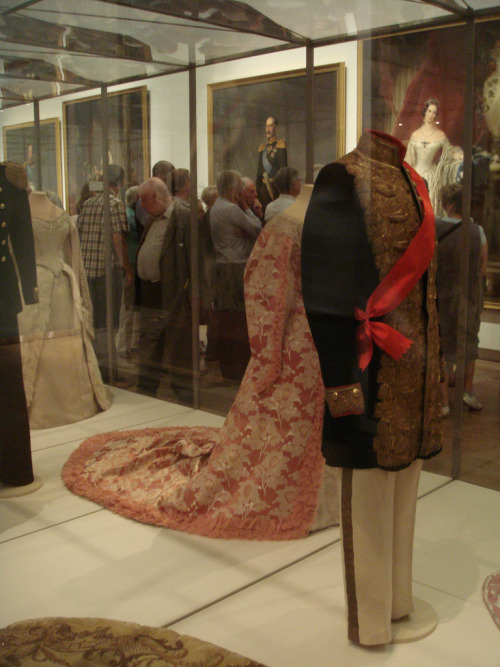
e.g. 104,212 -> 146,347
353,388 -> 360,397
0,203 -> 5,209
1,239 -> 5,245
1,256 -> 6,262
331,391 -> 339,400
1,222 -> 6,228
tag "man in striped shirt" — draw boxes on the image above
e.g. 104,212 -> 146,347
78,164 -> 133,383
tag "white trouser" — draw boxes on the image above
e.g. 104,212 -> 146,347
338,459 -> 423,646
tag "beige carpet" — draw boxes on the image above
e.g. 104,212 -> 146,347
0,617 -> 268,666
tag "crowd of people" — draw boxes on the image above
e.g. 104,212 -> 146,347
75,158 -> 303,403
72,102 -> 487,416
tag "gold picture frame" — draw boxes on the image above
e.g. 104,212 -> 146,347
208,63 -> 346,185
2,117 -> 62,199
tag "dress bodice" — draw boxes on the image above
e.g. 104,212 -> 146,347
405,136 -> 446,177
31,212 -> 71,275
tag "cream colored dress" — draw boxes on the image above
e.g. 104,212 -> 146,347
18,210 -> 111,429
405,135 -> 461,216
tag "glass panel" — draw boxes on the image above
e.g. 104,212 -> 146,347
0,0 -> 31,9
0,3 -> 499,493
18,0 -> 290,69
476,18 -> 500,308
0,44 -> 180,97
459,17 -> 500,492
246,0 -> 452,40
361,18 -> 500,491
209,65 -> 344,183
466,0 -> 500,8
2,117 -> 62,194
0,75 -> 83,103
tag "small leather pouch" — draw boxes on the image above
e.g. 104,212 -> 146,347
325,383 -> 365,418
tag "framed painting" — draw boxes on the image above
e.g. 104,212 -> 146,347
63,85 -> 150,211
208,63 -> 346,185
2,117 -> 62,199
359,19 -> 500,308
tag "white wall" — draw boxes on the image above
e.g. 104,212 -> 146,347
194,41 -> 359,192
1,41 -> 498,349
0,41 -> 358,198
479,320 -> 500,352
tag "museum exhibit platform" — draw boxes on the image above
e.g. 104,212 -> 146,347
1,387 -> 498,666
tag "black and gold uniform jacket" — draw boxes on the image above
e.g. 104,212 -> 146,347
0,162 -> 38,335
301,131 -> 442,471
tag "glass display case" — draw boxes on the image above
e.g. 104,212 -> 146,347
0,1 -> 499,492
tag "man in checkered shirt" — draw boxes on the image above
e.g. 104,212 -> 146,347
78,164 -> 133,383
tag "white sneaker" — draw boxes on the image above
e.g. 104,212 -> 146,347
463,392 -> 482,410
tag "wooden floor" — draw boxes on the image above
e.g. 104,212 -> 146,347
424,359 -> 500,491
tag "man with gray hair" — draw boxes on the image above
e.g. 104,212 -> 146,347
209,169 -> 262,380
135,160 -> 175,239
241,176 -> 264,222
264,166 -> 302,223
210,170 -> 262,265
135,177 -> 172,395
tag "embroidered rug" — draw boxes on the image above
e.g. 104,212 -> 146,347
483,571 -> 500,630
0,617 -> 268,666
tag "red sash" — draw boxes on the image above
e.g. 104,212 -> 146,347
355,162 -> 435,371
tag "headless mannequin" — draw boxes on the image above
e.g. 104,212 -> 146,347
28,191 -> 64,221
19,190 -> 111,430
301,133 -> 440,646
282,183 -> 312,221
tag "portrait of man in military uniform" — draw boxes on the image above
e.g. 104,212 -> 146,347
256,116 -> 287,212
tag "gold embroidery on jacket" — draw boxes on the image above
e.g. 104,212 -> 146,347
340,135 -> 442,469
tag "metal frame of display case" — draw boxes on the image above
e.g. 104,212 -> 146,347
1,1 -> 499,477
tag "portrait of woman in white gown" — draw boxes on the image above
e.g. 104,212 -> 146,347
405,98 -> 463,216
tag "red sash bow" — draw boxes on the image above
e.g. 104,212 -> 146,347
355,161 -> 435,371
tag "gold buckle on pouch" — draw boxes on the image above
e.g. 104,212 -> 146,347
325,383 -> 365,418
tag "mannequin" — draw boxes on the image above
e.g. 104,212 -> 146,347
0,162 -> 41,497
302,130 -> 441,646
284,182 -> 312,220
17,191 -> 111,429
63,184 -> 339,540
405,98 -> 463,216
